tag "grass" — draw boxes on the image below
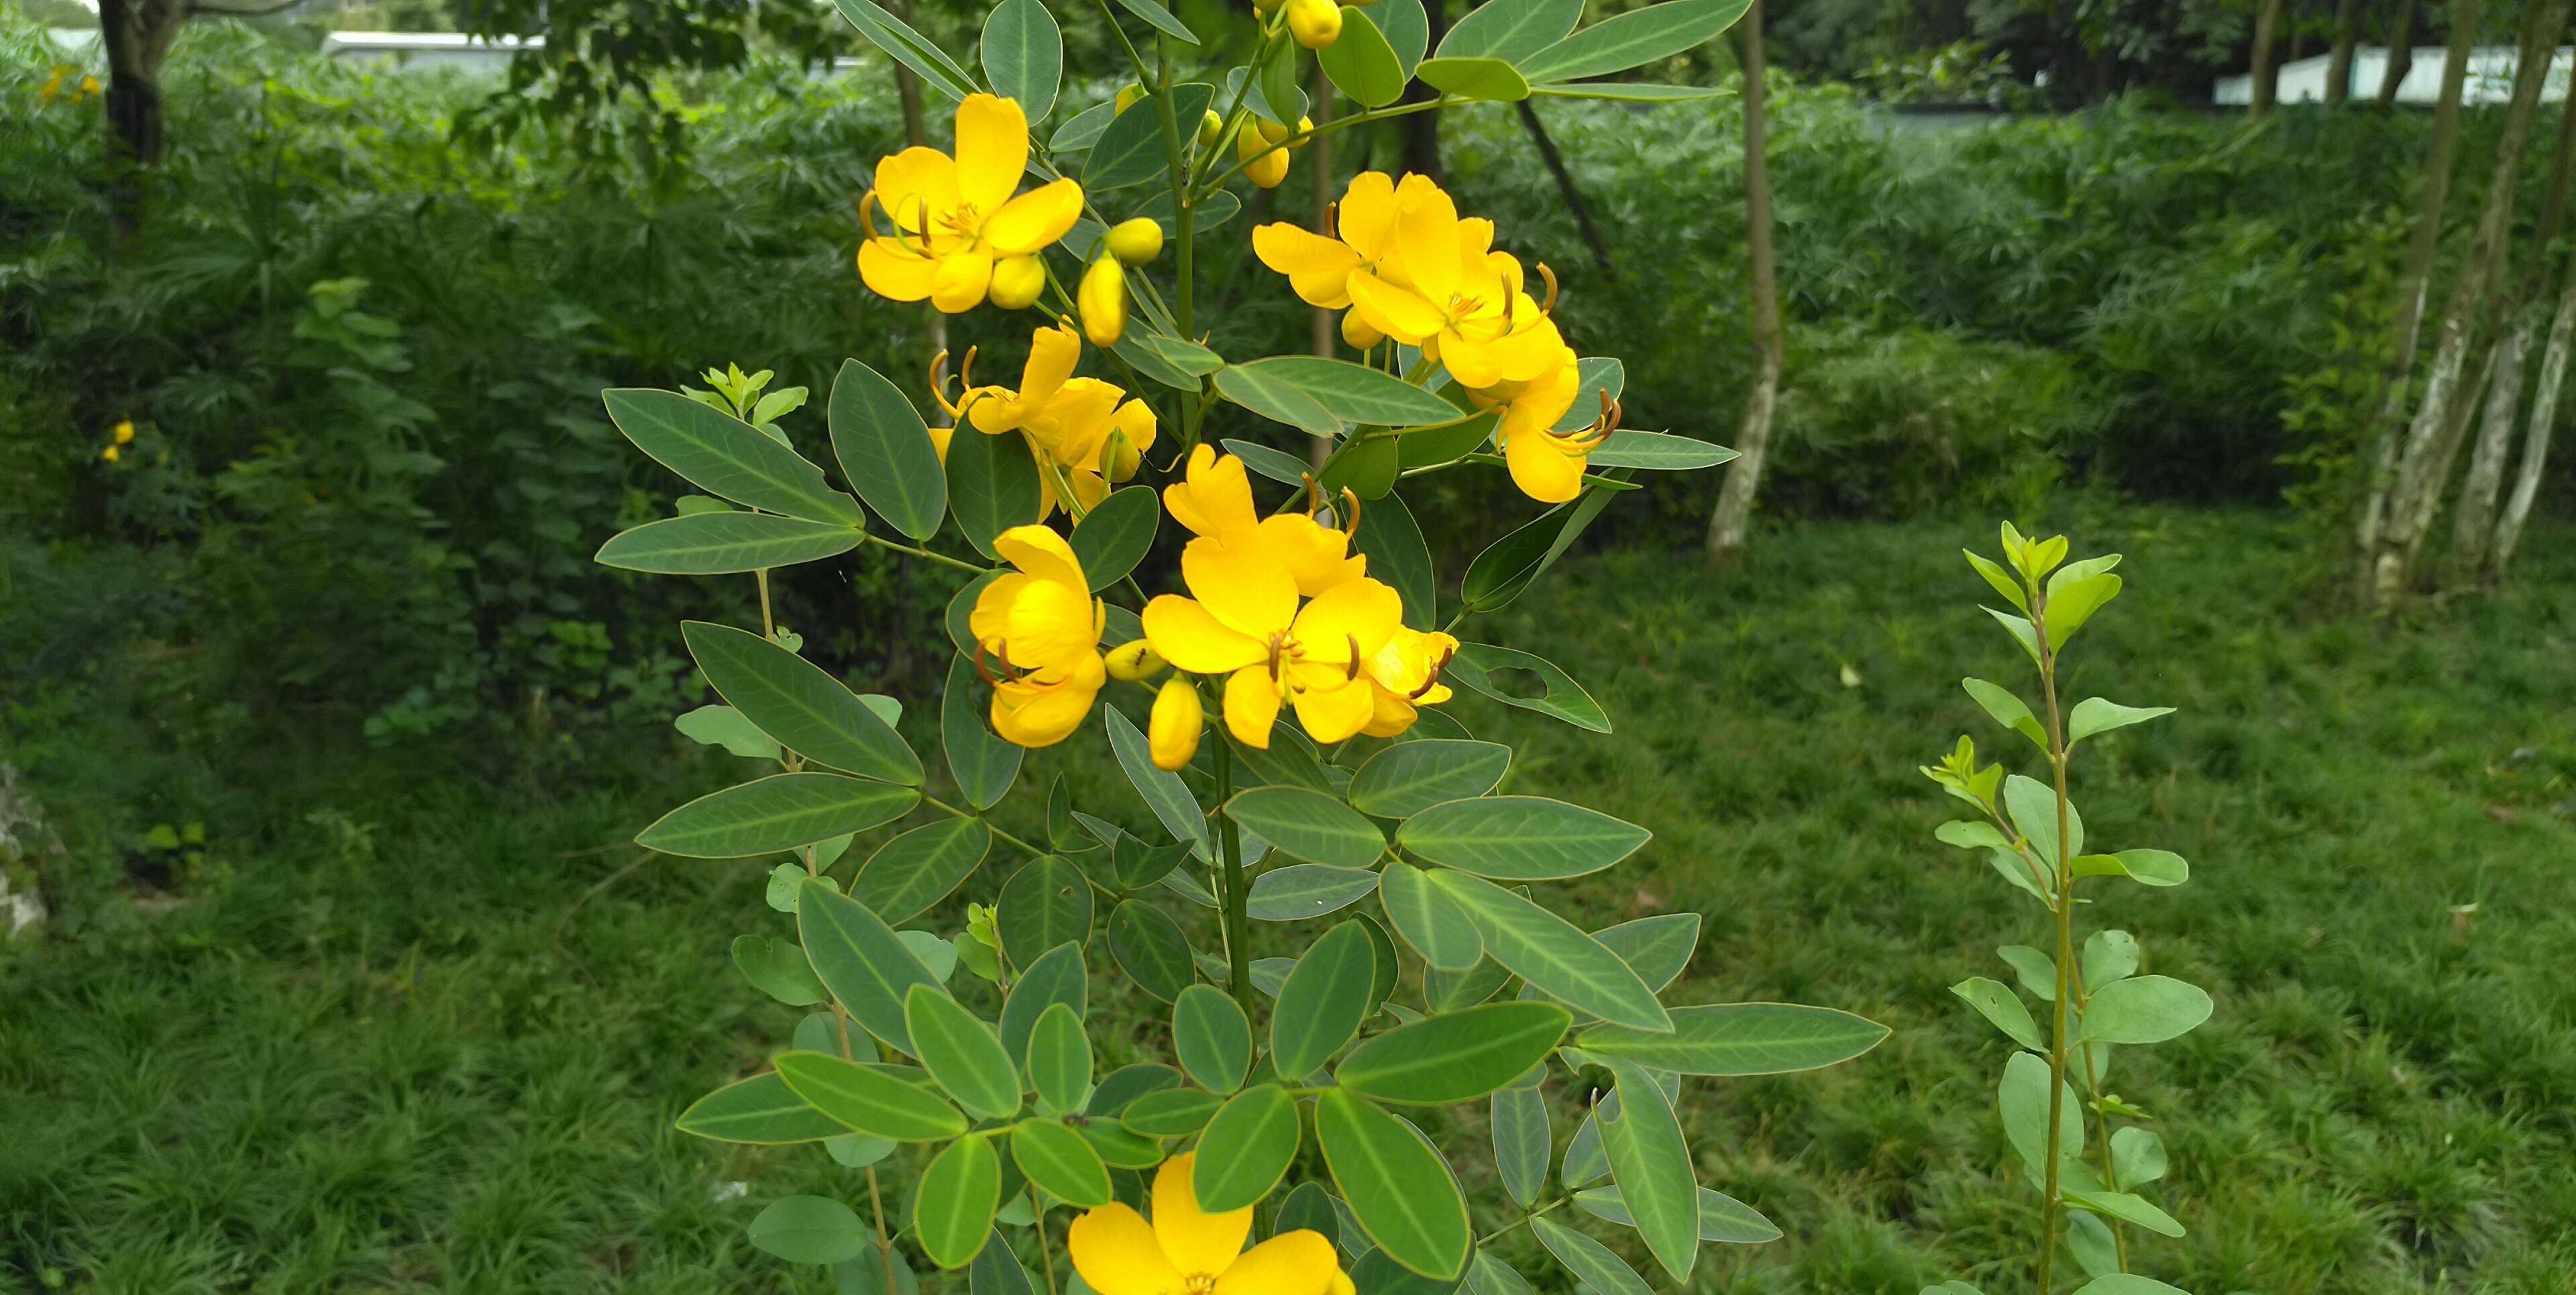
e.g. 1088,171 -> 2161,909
5,506 -> 2574,1295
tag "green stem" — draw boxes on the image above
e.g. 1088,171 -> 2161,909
1030,1185 -> 1062,1295
924,794 -> 1123,902
1213,737 -> 1253,1013
1195,96 -> 1453,195
862,531 -> 989,574
1477,1195 -> 1568,1244
2033,578 -> 2074,1295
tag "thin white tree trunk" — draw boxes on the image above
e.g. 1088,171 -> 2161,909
1707,0 -> 1778,566
2447,311 -> 2535,580
2493,272 -> 2576,574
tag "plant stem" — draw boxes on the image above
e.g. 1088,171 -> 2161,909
1195,97 -> 1452,195
863,531 -> 989,574
754,568 -> 776,637
923,794 -> 1123,901
1213,737 -> 1253,1013
865,1166 -> 900,1295
1030,1186 -> 1063,1295
2033,580 -> 2074,1295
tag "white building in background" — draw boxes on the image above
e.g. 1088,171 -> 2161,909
319,31 -> 539,72
2216,46 -> 2573,105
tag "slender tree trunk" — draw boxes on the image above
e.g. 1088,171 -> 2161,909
2378,0 -> 2418,107
1311,61 -> 1336,469
2353,0 -> 2479,592
1514,101 -> 1612,272
2447,311 -> 2535,579
1400,0 -> 1449,182
2251,0 -> 2288,116
1707,0 -> 1778,567
2493,268 -> 2573,574
98,0 -> 191,240
2326,0 -> 2360,101
2369,0 -> 2567,601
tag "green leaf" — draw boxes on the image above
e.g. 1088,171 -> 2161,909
1338,1002 -> 1571,1104
1319,5 -> 1408,106
1087,84 -> 1213,190
1581,431 -> 1736,470
1105,708 -> 1213,860
596,512 -> 860,574
1273,921 -> 1379,1078
2045,574 -> 2122,649
1458,490 -> 1615,614
2078,976 -> 2212,1044
1595,1057 -> 1697,1279
734,935 -> 826,1006
1951,977 -> 2045,1051
798,878 -> 945,1053
1998,1049 -> 2080,1176
684,621 -> 922,784
1114,326 -> 1226,389
1439,0 -> 1581,61
829,360 -> 947,541
1108,898 -> 1197,1002
1570,1185 -> 1781,1243
979,0 -> 1061,121
1397,796 -> 1646,880
1316,1090 -> 1472,1280
1348,741 -> 1507,819
998,857 -> 1093,966
2068,697 -> 2174,745
1256,35 -> 1303,130
2070,1278 -> 2190,1295
1444,643 -> 1610,733
677,1072 -> 848,1144
1113,0 -> 1199,44
1214,364 -> 1344,437
1529,1216 -> 1652,1295
773,1050 -> 968,1141
852,818 -> 991,925
1531,81 -> 1726,101
830,0 -> 978,100
1002,943 -> 1087,1067
638,774 -> 919,858
1081,1119 -> 1167,1170
1349,490 -> 1438,628
968,1231 -> 1029,1295
1415,56 -> 1531,101
1193,1084 -> 1301,1210
1026,1000 -> 1093,1115
1962,677 -> 2047,750
1591,913 -> 1701,992
1375,0 -> 1432,74
1012,1118 -> 1112,1207
1398,409 -> 1497,471
1577,1003 -> 1888,1074
945,427 -> 1042,561
941,656 -> 1022,811
1248,864 -> 1382,921
2111,1127 -> 2168,1185
676,704 -> 783,761
1121,1086 -> 1222,1136
916,1135 -> 1003,1268
1491,1084 -> 1550,1207
2072,849 -> 2189,886
1426,870 -> 1668,1029
1964,548 -> 2029,612
1173,984 -> 1253,1093
2063,1186 -> 2184,1238
1231,358 -> 1465,428
1516,0 -> 1751,83
1378,861 -> 1485,971
2082,929 -> 2140,988
1997,945 -> 2057,1001
2002,774 -> 2082,866
1228,786 -> 1387,868
603,389 -> 857,525
906,984 -> 1020,1120
1071,486 -> 1159,592
749,1194 -> 873,1265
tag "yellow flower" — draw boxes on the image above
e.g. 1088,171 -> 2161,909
1080,255 -> 1129,346
952,325 -> 1161,517
111,419 -> 136,446
1149,678 -> 1203,770
101,444 -> 122,464
1287,0 -> 1342,48
969,525 -> 1108,747
1345,185 -> 1566,390
858,95 -> 1085,313
1160,446 -> 1366,598
1252,171 -> 1417,310
1069,1154 -> 1341,1295
1474,349 -> 1614,505
1142,539 -> 1403,748
1360,625 -> 1460,737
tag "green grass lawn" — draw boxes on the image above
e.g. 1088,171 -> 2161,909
5,507 -> 2574,1295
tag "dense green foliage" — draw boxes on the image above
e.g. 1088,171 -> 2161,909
9,509 -> 2574,1293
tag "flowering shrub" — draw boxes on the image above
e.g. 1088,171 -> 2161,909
594,0 -> 1895,1288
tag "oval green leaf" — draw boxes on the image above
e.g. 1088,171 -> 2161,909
906,984 -> 1020,1120
828,359 -> 947,540
979,0 -> 1061,121
1319,5 -> 1407,106
749,1194 -> 873,1265
1348,741 -> 1510,819
1012,1117 -> 1112,1207
1026,1000 -> 1095,1114
1576,1003 -> 1889,1075
773,1049 -> 968,1141
1315,1090 -> 1471,1280
1336,1002 -> 1571,1104
797,876 -> 945,1054
1396,796 -> 1647,880
998,856 -> 1093,967
1377,862 -> 1485,972
682,621 -> 922,784
602,388 -> 857,525
1192,1084 -> 1301,1211
1272,921 -> 1379,1078
1109,898 -> 1197,1003
637,772 -> 919,858
676,1072 -> 849,1144
1595,1056 -> 1697,1280
916,1135 -> 1002,1269
596,512 -> 861,574
1071,486 -> 1160,592
1227,786 -> 1387,868
1173,984 -> 1252,1094
853,817 -> 991,925
1423,870 -> 1668,1030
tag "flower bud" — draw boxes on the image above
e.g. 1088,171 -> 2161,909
1105,217 -> 1165,266
1340,309 -> 1385,350
1238,125 -> 1291,189
1106,639 -> 1167,682
1198,109 -> 1225,147
1114,83 -> 1146,114
1079,256 -> 1128,346
1287,115 -> 1316,149
989,254 -> 1047,310
1102,428 -> 1144,483
1149,678 -> 1203,771
1256,115 -> 1293,146
1287,0 -> 1342,48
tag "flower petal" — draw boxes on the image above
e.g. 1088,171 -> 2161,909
1253,515 -> 1366,597
987,177 -> 1085,254
991,654 -> 1104,747
1143,596 -> 1269,674
1254,222 -> 1361,308
1392,183 -> 1462,305
1505,424 -> 1587,504
1070,1202 -> 1185,1295
955,93 -> 1030,214
1214,1231 -> 1339,1295
1004,578 -> 1101,670
996,522 -> 1089,590
873,147 -> 961,234
932,251 -> 996,313
970,573 -> 1033,649
1182,537 -> 1297,641
858,238 -> 938,303
1222,666 -> 1285,749
1344,271 -> 1445,346
1289,674 -> 1377,745
1291,577 -> 1403,661
1339,171 -> 1401,262
1153,1152 -> 1252,1278
1164,446 -> 1257,541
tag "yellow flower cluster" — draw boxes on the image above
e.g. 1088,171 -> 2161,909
38,65 -> 101,106
939,322 -> 1159,517
1254,172 -> 1617,503
100,419 -> 135,464
1069,1155 -> 1352,1295
857,95 -> 1085,315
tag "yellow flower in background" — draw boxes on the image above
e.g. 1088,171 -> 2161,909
1346,185 -> 1566,390
969,525 -> 1108,747
1161,446 -> 1365,597
112,420 -> 136,446
1142,540 -> 1403,747
858,95 -> 1084,313
951,324 -> 1161,517
1252,171 -> 1417,310
101,444 -> 123,464
1360,625 -> 1460,737
1069,1154 -> 1341,1295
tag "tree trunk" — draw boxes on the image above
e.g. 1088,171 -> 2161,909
1400,0 -> 1449,182
2377,0 -> 2418,107
1707,0 -> 1778,567
98,0 -> 191,238
2353,0 -> 2479,592
2368,0 -> 2567,602
2492,268 -> 2574,575
1514,101 -> 1612,272
2251,0 -> 2288,116
2446,311 -> 2534,580
2326,0 -> 2360,101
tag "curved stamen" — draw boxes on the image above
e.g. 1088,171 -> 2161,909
857,188 -> 884,242
1408,645 -> 1456,700
1536,262 -> 1560,315
1339,486 -> 1363,537
1345,635 -> 1362,682
1325,200 -> 1339,241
